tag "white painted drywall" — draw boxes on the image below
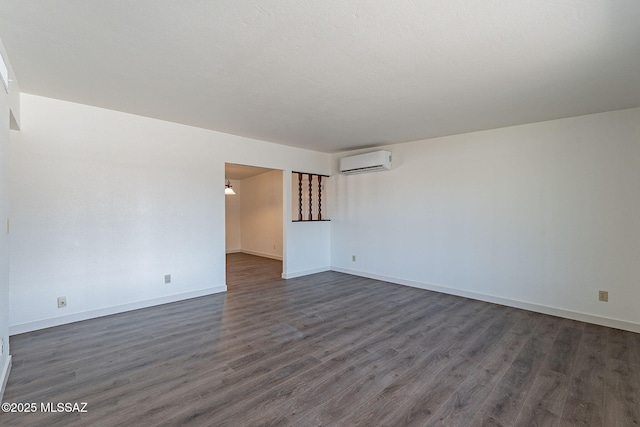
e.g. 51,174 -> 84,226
0,37 -> 19,399
331,108 -> 640,332
9,94 -> 330,334
283,170 -> 331,278
225,179 -> 241,253
283,221 -> 330,278
0,79 -> 8,400
240,170 -> 283,260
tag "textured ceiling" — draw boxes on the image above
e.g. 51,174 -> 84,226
1,1 -> 639,153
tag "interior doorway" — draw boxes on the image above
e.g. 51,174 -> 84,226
225,163 -> 284,289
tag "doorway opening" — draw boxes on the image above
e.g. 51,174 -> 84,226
225,163 -> 283,290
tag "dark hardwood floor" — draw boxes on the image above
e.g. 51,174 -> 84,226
2,253 -> 639,426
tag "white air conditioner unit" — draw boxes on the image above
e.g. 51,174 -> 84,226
340,150 -> 392,175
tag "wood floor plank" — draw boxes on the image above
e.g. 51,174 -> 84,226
544,325 -> 583,375
603,356 -> 640,427
377,306 -> 512,426
560,396 -> 604,427
566,327 -> 607,407
1,253 -> 638,426
283,348 -> 401,425
211,346 -> 374,425
472,316 -> 561,426
513,370 -> 570,426
608,327 -> 639,366
425,310 -> 542,426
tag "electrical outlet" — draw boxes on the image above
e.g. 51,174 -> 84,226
164,274 -> 171,284
598,290 -> 608,302
352,255 -> 356,262
57,296 -> 67,308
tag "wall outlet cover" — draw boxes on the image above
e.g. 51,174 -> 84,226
57,296 -> 67,308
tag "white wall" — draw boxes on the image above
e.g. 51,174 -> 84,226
225,179 -> 241,253
9,94 -> 330,334
0,77 -> 8,400
284,221 -> 331,278
331,108 -> 640,332
0,38 -> 19,400
240,170 -> 283,260
283,171 -> 331,278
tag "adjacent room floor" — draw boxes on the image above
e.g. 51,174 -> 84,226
1,254 -> 638,426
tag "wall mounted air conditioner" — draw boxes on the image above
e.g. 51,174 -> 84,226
340,150 -> 392,175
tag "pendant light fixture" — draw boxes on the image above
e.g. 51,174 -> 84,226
225,178 -> 236,195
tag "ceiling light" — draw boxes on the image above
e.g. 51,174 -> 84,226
225,178 -> 236,195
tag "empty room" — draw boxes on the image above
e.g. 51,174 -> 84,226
1,1 -> 639,426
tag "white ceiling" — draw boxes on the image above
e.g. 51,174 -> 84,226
1,1 -> 639,153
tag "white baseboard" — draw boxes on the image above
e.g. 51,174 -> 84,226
9,286 -> 227,336
225,249 -> 241,254
240,249 -> 283,261
1,355 -> 11,403
282,266 -> 330,279
331,267 -> 640,334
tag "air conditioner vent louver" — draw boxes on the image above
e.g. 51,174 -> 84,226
340,150 -> 392,175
